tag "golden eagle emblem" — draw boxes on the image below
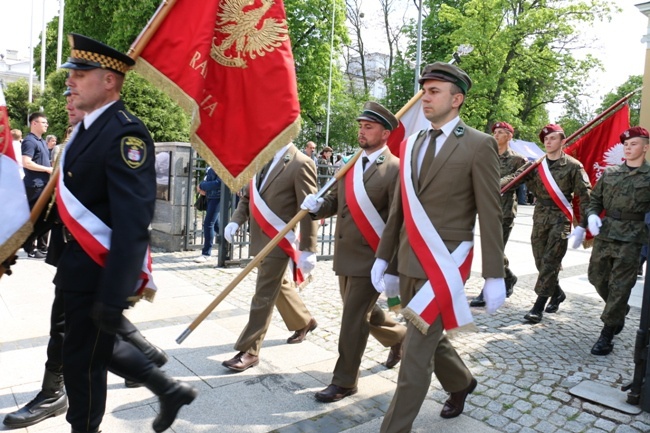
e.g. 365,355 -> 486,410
211,0 -> 289,68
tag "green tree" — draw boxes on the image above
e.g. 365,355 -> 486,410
599,75 -> 642,127
435,0 -> 610,141
285,0 -> 349,132
4,79 -> 42,132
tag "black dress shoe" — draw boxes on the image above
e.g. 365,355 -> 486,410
384,341 -> 402,369
315,384 -> 358,403
440,378 -> 477,419
225,352 -> 259,372
287,318 -> 317,344
545,288 -> 566,313
469,292 -> 485,307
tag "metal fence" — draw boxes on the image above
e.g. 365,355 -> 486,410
186,153 -> 336,267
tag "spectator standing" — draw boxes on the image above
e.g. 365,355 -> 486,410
195,166 -> 222,262
22,112 -> 52,258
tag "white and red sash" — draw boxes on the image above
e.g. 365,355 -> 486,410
249,177 -> 304,284
344,155 -> 385,252
538,159 -> 573,221
400,134 -> 474,334
55,148 -> 157,301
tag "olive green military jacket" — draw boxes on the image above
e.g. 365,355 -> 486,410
501,153 -> 591,227
499,147 -> 527,220
587,162 -> 650,244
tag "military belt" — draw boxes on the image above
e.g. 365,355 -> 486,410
604,209 -> 645,221
62,226 -> 76,243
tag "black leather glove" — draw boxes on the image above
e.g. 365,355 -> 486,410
1,255 -> 17,276
91,302 -> 124,334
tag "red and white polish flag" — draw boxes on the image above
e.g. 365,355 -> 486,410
386,96 -> 430,156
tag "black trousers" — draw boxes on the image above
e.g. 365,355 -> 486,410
24,186 -> 48,252
55,287 -> 155,432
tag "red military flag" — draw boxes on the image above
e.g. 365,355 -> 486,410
134,0 -> 301,190
564,104 -> 630,239
565,104 -> 630,186
0,88 -> 31,264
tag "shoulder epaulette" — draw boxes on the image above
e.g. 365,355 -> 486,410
116,110 -> 135,126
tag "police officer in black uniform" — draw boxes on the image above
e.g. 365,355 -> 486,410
53,34 -> 196,433
3,90 -> 177,432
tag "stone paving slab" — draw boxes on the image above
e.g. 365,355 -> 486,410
569,380 -> 642,415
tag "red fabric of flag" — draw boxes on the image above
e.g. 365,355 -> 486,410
136,0 -> 301,190
565,104 -> 630,186
564,104 -> 630,238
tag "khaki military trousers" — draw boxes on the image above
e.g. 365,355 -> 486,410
380,277 -> 473,433
234,255 -> 311,356
332,275 -> 406,388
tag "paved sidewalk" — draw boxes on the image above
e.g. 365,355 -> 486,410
1,205 -> 650,432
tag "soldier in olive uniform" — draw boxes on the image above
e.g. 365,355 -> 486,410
587,127 -> 650,355
501,124 -> 591,323
471,122 -> 527,307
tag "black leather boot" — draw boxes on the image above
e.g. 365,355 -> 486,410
591,326 -> 615,356
545,285 -> 566,313
524,296 -> 548,324
122,329 -> 168,388
3,370 -> 68,428
122,329 -> 168,367
504,274 -> 517,298
71,428 -> 99,432
144,367 -> 198,432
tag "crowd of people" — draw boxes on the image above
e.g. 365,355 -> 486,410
4,32 -> 650,433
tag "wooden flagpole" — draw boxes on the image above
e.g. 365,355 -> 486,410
176,151 -> 362,344
127,0 -> 179,59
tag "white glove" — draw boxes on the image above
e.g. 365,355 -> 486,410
223,222 -> 239,244
568,226 -> 586,249
483,278 -> 506,314
384,274 -> 400,298
588,214 -> 602,237
301,194 -> 324,213
371,259 -> 389,293
297,251 -> 317,274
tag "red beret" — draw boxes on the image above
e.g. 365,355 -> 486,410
539,124 -> 564,142
492,122 -> 514,134
620,126 -> 650,143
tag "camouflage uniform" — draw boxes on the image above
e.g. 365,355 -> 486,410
499,148 -> 527,289
502,153 -> 591,297
587,162 -> 650,327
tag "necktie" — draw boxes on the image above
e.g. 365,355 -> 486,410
419,129 -> 442,186
257,159 -> 273,189
362,156 -> 369,171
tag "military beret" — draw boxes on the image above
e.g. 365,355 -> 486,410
356,101 -> 399,131
418,62 -> 472,94
539,124 -> 565,142
62,87 -> 71,97
620,126 -> 650,143
61,33 -> 135,75
492,122 -> 514,134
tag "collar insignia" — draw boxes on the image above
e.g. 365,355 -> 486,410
454,126 -> 465,137
376,155 -> 386,165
